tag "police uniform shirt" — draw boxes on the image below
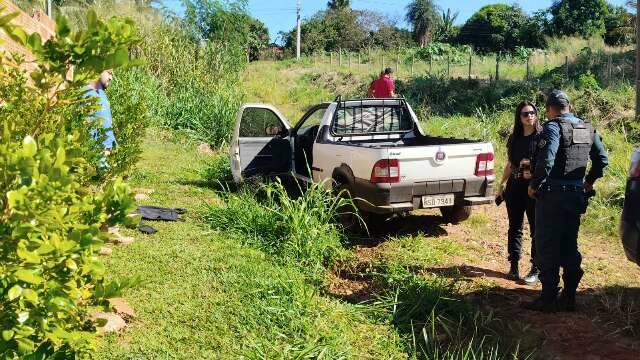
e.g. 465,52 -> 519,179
531,113 -> 609,190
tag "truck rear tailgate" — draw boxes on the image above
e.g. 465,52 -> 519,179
393,143 -> 488,182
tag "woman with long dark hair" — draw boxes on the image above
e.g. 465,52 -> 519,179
497,101 -> 543,284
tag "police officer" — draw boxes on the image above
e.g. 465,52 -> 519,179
524,90 -> 609,312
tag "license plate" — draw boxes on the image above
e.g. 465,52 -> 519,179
422,194 -> 455,208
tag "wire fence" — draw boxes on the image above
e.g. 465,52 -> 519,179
269,48 -> 635,85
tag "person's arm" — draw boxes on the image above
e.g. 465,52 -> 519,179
368,81 -> 376,97
584,131 -> 609,191
498,161 -> 512,196
530,121 -> 561,191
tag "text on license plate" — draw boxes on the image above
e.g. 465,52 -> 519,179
422,194 -> 455,208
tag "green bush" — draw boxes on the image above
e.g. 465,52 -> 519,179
577,71 -> 600,90
206,180 -> 353,283
397,76 -> 539,116
0,132 -> 137,358
0,9 -> 140,357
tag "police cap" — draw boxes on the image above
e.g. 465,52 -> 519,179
545,90 -> 571,109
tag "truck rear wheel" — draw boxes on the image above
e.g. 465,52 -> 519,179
440,204 -> 472,224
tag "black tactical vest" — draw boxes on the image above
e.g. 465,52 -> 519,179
548,117 -> 595,181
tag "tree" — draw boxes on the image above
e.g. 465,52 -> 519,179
605,6 -> 635,45
405,0 -> 440,47
457,4 -> 538,53
434,8 -> 459,43
549,0 -> 609,38
280,8 -> 369,54
327,0 -> 350,10
248,17 -> 269,60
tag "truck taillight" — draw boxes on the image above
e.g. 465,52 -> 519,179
371,159 -> 400,183
475,153 -> 495,177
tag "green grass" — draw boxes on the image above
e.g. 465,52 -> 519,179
96,128 -> 406,359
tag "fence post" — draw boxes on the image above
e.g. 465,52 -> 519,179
358,52 -> 361,69
330,52 -> 333,65
565,56 -> 569,80
468,51 -> 472,80
339,49 -> 342,67
396,53 -> 400,75
608,55 -> 613,83
429,55 -> 432,74
526,56 -> 530,81
382,55 -> 385,71
348,52 -> 351,69
495,52 -> 501,82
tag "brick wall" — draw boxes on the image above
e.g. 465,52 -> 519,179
0,0 -> 55,60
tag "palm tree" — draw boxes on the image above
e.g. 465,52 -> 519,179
405,0 -> 440,48
434,8 -> 458,41
327,0 -> 350,10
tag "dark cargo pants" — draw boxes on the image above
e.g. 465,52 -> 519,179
505,180 -> 536,264
535,190 -> 585,296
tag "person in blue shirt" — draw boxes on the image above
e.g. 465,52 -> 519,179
84,69 -> 116,167
524,90 -> 609,313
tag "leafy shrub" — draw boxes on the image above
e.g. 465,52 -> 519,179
397,76 -> 539,116
206,180 -> 353,282
0,133 -> 138,358
0,9 -> 140,357
577,71 -> 601,90
108,67 -> 161,176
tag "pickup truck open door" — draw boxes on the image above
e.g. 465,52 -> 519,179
231,104 -> 292,183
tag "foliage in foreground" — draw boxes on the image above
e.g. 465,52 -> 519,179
0,9 -> 139,358
206,180 -> 353,283
0,134 -> 137,357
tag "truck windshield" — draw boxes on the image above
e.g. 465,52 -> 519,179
331,105 -> 413,136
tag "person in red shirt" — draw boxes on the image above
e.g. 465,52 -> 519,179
368,68 -> 397,98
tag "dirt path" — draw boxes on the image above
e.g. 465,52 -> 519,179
330,205 -> 640,359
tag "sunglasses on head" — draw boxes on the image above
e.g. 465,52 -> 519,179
520,111 -> 537,117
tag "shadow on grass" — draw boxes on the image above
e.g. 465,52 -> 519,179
420,264 -> 640,356
346,212 -> 449,247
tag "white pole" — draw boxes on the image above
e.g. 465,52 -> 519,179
296,0 -> 301,61
46,0 -> 52,17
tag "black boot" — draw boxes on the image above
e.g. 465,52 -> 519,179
557,269 -> 584,312
508,261 -> 520,280
522,287 -> 559,313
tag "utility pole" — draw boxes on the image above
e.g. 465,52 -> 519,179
296,0 -> 301,61
46,0 -> 52,17
636,0 -> 640,121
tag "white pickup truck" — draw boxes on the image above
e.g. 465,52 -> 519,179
230,98 -> 495,223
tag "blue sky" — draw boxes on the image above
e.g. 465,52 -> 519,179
162,0 -> 632,43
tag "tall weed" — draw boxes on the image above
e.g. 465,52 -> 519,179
108,67 -> 161,176
139,20 -> 244,146
206,180 -> 353,282
370,265 -> 528,359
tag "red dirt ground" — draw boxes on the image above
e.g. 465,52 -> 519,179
330,205 -> 640,359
